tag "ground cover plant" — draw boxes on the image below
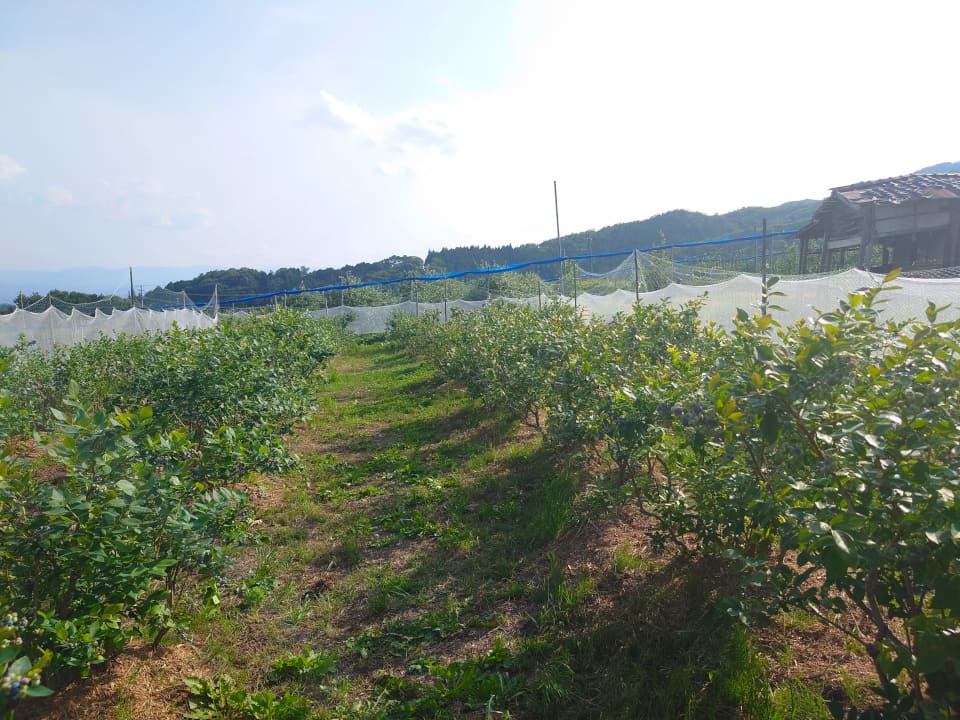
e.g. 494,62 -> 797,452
0,311 -> 344,717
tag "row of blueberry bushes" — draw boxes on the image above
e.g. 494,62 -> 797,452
388,273 -> 960,718
0,309 -> 347,717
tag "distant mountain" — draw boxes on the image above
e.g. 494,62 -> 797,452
425,200 -> 819,275
0,266 -> 216,307
161,200 -> 819,302
917,161 -> 960,173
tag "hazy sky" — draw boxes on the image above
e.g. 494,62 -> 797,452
1,1 -> 957,272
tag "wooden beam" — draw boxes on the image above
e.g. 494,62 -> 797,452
950,211 -> 960,267
859,204 -> 875,270
819,218 -> 832,272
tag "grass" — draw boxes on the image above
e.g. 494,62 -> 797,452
28,336 -> 880,719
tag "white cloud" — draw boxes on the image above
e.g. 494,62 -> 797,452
377,162 -> 401,177
305,92 -> 458,174
148,208 -> 212,231
292,0 -> 959,255
45,186 -> 75,206
308,91 -> 381,141
101,177 -> 212,232
0,154 -> 26,182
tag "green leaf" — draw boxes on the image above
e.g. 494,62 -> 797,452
806,519 -> 830,536
8,656 -> 31,676
931,575 -> 960,612
820,546 -> 848,578
115,479 -> 136,496
760,409 -> 779,444
831,528 -> 853,555
25,685 -> 55,698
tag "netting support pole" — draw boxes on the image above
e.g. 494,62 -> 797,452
573,267 -> 578,310
443,279 -> 448,323
415,280 -> 420,318
555,180 -> 565,297
761,218 -> 768,317
538,279 -> 542,309
634,250 -> 640,301
324,292 -> 329,317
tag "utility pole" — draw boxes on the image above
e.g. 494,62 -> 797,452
129,267 -> 136,307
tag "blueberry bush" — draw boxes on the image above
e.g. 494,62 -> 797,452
391,276 -> 960,717
0,310 -> 345,715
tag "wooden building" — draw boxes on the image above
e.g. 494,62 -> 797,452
797,173 -> 960,273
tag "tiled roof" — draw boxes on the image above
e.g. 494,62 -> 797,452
832,173 -> 960,204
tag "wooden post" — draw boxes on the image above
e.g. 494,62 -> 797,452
859,204 -> 875,270
819,219 -> 832,273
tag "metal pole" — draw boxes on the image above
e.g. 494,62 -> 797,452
415,280 -> 420,318
573,266 -> 578,310
634,250 -> 640,301
554,181 -> 564,297
761,218 -> 768,316
443,279 -> 448,323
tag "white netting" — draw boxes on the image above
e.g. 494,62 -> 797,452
4,264 -> 958,347
305,266 -> 959,336
574,268 -> 960,327
0,305 -> 217,350
312,297 -> 542,334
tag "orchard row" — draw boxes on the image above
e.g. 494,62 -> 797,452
388,273 -> 960,717
0,311 -> 346,717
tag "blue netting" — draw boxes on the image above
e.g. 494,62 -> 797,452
208,230 -> 798,308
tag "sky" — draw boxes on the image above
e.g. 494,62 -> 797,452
1,0 -> 958,274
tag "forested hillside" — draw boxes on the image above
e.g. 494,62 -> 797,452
167,200 -> 818,300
